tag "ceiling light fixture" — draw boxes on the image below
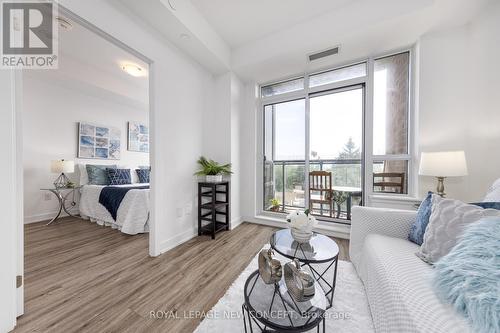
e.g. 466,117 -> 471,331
122,63 -> 144,77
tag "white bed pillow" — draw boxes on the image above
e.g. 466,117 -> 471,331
416,195 -> 500,264
78,164 -> 89,185
483,178 -> 500,201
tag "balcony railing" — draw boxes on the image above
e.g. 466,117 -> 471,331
264,159 -> 363,224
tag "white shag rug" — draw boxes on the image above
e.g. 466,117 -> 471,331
194,247 -> 374,332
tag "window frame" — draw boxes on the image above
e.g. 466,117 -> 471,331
258,47 -> 416,222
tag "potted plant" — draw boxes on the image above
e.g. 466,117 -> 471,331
286,209 -> 318,243
195,156 -> 232,182
270,198 -> 281,212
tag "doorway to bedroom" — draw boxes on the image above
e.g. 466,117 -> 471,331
19,6 -> 154,320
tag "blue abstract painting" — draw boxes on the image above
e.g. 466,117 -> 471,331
78,122 -> 121,160
128,121 -> 149,153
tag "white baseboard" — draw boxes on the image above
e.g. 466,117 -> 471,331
24,210 -> 79,224
157,217 -> 244,256
158,227 -> 198,256
230,216 -> 243,230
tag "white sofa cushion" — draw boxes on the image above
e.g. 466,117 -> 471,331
358,234 -> 471,333
417,195 -> 500,264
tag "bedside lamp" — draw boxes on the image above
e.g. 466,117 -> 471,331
419,151 -> 468,197
51,159 -> 74,188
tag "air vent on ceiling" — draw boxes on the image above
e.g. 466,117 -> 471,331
308,45 -> 340,62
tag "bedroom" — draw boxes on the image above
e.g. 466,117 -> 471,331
22,16 -> 151,236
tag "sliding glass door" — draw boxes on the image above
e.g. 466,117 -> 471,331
309,86 -> 364,220
263,86 -> 365,222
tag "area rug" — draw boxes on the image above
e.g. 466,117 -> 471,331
194,247 -> 374,332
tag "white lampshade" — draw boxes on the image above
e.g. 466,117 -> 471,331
50,160 -> 75,174
419,151 -> 468,177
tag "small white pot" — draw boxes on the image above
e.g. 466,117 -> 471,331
206,175 -> 223,182
290,226 -> 314,243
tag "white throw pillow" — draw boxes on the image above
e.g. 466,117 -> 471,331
78,164 -> 88,185
483,178 -> 500,201
416,195 -> 500,264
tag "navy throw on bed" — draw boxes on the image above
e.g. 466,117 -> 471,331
99,185 -> 149,220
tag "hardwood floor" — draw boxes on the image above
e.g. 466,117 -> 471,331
16,218 -> 349,333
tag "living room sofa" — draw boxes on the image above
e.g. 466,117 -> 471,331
349,206 -> 471,333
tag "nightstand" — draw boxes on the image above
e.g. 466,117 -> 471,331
40,186 -> 82,225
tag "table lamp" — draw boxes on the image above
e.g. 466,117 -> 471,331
51,159 -> 75,188
419,151 -> 468,197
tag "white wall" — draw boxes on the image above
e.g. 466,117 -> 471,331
0,70 -> 18,332
22,75 -> 149,223
202,72 -> 245,226
418,1 -> 500,201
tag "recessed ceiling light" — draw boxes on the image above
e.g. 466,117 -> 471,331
55,16 -> 73,31
122,63 -> 144,77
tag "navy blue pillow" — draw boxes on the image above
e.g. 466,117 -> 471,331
136,169 -> 150,183
408,192 -> 433,245
471,202 -> 500,210
106,168 -> 131,185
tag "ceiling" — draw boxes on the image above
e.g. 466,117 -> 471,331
26,15 -> 149,108
190,0 -> 355,48
117,0 -> 493,83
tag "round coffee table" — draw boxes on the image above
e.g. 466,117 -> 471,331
270,229 -> 339,308
242,270 -> 326,332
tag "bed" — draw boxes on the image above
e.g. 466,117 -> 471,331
79,184 -> 150,235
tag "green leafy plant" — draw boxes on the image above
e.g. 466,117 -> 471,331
270,198 -> 280,207
194,156 -> 232,176
270,198 -> 281,212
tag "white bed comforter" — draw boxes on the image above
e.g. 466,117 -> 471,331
79,184 -> 150,235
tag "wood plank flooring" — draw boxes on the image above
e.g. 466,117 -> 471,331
15,217 -> 349,333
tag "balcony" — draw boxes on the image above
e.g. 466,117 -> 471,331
264,159 -> 363,224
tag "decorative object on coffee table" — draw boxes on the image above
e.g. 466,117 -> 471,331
271,229 -> 339,308
242,269 -> 327,332
194,156 -> 232,182
197,181 -> 230,239
284,259 -> 315,302
286,209 -> 318,243
419,151 -> 468,197
258,249 -> 282,284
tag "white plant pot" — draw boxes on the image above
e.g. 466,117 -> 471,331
206,175 -> 223,182
290,226 -> 313,243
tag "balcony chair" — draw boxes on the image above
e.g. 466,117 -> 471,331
309,171 -> 333,217
373,172 -> 405,194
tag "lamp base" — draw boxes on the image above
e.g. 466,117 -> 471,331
54,173 -> 70,189
436,176 -> 446,197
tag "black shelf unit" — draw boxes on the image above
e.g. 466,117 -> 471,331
198,181 -> 230,239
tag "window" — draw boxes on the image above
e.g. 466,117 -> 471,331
261,78 -> 304,97
261,51 -> 412,223
309,63 -> 366,88
264,100 -> 306,212
372,52 -> 410,194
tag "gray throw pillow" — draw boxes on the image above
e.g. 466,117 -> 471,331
416,195 -> 500,264
86,164 -> 116,185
